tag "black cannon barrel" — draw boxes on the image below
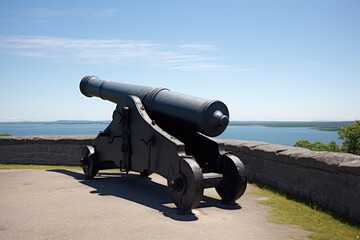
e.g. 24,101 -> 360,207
80,76 -> 229,137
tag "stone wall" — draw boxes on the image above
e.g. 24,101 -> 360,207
0,136 -> 359,223
222,139 -> 360,224
0,136 -> 94,166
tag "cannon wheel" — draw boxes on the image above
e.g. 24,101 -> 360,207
80,146 -> 99,180
216,154 -> 247,204
167,158 -> 204,214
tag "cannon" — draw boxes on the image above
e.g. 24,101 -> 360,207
79,75 -> 247,213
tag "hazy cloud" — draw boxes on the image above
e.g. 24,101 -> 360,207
179,43 -> 219,51
0,35 -> 250,71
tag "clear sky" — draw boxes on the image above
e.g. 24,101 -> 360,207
0,0 -> 359,121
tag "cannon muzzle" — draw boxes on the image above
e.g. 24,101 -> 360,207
80,75 -> 229,137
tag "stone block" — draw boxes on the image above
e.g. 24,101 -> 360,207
276,163 -> 302,187
339,158 -> 360,175
49,144 -> 64,153
15,145 -> 35,154
334,172 -> 349,188
232,140 -> 267,155
53,153 -> 66,162
24,152 -> 36,159
321,180 -> 344,201
13,157 -> 31,164
35,152 -> 52,161
252,143 -> 290,161
14,152 -> 26,159
63,145 -> 81,156
341,189 -> 360,208
309,190 -> 328,206
34,144 -> 49,153
0,145 -> 15,160
220,140 -> 240,152
347,175 -> 360,192
349,209 -> 360,224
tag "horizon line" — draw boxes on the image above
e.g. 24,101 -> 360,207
0,119 -> 357,123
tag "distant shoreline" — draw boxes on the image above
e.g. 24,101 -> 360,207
229,121 -> 355,131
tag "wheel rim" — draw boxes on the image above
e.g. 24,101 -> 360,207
80,146 -> 98,180
215,154 -> 247,204
168,158 -> 204,214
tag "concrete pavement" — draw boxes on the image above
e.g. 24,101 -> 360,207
0,169 -> 309,239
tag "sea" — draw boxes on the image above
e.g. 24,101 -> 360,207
0,121 -> 342,147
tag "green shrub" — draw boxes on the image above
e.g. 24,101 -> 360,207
0,133 -> 12,136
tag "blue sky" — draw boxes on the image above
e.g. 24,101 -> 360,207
0,0 -> 359,121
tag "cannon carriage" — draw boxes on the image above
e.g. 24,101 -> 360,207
79,76 -> 247,213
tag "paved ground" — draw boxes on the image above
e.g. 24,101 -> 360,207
0,169 -> 309,240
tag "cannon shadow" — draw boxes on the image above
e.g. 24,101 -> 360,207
48,169 -> 241,221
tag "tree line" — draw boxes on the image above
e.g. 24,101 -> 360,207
294,120 -> 360,155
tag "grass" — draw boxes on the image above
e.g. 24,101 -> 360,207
0,163 -> 81,171
1,164 -> 359,239
250,184 -> 360,240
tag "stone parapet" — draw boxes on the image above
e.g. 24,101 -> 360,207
0,136 -> 94,166
221,139 -> 360,224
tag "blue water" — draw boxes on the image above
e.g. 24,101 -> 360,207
218,125 -> 341,146
0,122 -> 341,147
0,122 -> 108,136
